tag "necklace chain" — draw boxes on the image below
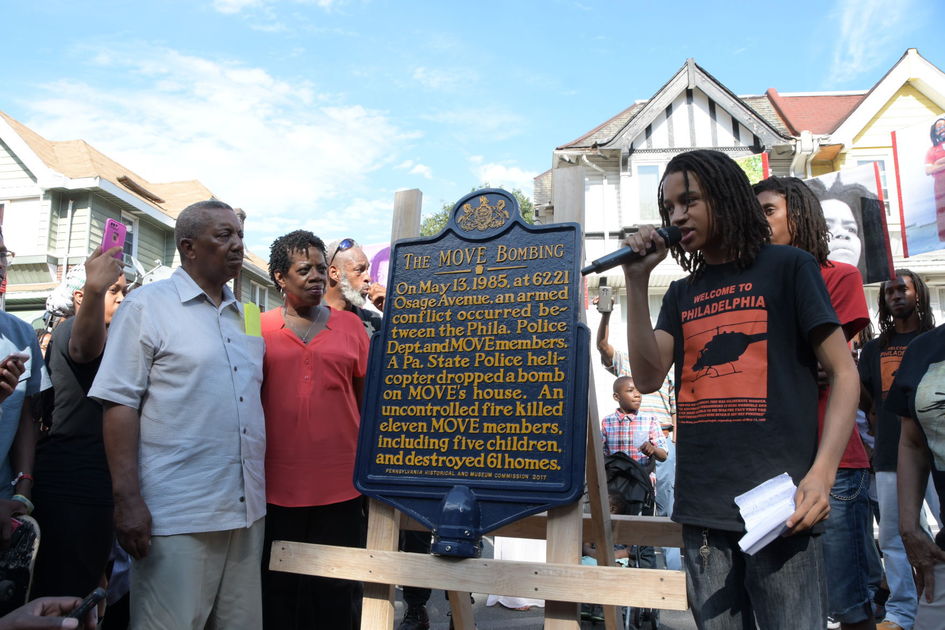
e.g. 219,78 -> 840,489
284,306 -> 324,343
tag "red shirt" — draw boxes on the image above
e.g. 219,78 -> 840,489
261,307 -> 368,507
817,262 -> 870,469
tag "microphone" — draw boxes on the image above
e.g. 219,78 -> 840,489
580,226 -> 682,276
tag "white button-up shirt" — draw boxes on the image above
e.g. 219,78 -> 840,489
90,268 -> 266,536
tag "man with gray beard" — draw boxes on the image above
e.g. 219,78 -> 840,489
324,238 -> 383,336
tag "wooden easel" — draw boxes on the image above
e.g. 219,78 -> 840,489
269,186 -> 686,629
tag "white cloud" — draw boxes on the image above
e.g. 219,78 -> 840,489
422,108 -> 525,142
408,164 -> 433,179
827,0 -> 912,84
212,0 -> 263,14
24,45 -> 416,249
412,67 -> 465,91
471,160 -> 537,195
394,159 -> 432,179
211,0 -> 338,14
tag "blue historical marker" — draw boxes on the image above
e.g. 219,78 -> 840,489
354,188 -> 589,557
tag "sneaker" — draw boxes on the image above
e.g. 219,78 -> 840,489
398,605 -> 430,630
876,621 -> 904,630
827,617 -> 840,629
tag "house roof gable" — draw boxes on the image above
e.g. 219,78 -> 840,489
831,48 -> 945,145
557,58 -> 792,152
0,111 -> 214,218
763,89 -> 867,136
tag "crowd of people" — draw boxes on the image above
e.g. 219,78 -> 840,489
0,149 -> 940,630
0,204 -> 384,629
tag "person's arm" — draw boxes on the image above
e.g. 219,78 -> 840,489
69,246 -> 123,364
0,357 -> 23,405
595,309 -> 616,368
9,398 -> 37,501
785,324 -> 859,533
899,414 -> 945,602
620,226 -> 674,394
102,402 -> 151,559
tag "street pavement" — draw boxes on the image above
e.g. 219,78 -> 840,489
391,588 -> 698,629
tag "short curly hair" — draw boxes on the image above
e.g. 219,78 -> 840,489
268,230 -> 327,287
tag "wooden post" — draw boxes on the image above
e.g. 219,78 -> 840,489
392,189 -> 422,242
360,500 -> 401,630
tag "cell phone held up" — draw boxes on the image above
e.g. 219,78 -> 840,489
66,587 -> 106,620
597,284 -> 613,314
101,219 -> 127,261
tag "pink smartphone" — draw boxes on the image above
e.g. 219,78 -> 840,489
102,219 -> 127,260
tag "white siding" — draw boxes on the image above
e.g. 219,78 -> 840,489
583,165 -> 621,237
0,140 -> 35,193
4,197 -> 50,257
692,90 -> 715,147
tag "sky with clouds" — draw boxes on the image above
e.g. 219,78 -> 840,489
3,0 -> 943,254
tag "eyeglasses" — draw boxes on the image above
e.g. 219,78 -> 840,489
328,238 -> 355,266
0,250 -> 15,263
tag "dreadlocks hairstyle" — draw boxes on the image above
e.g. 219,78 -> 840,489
753,176 -> 831,266
657,150 -> 770,277
877,268 -> 936,349
268,230 -> 327,288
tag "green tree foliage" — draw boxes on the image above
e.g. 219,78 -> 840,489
419,186 -> 535,236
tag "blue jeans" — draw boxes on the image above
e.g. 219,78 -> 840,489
682,525 -> 827,630
876,471 -> 919,629
821,468 -> 876,623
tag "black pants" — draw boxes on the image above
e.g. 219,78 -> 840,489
261,498 -> 367,630
401,530 -> 432,607
29,493 -> 113,599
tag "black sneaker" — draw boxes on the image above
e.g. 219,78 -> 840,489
398,605 -> 430,630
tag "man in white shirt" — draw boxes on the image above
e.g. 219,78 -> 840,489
90,200 -> 266,629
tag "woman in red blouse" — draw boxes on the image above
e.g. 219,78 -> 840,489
925,116 -> 945,242
259,230 -> 369,630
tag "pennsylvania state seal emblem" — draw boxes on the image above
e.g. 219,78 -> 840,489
457,195 -> 509,232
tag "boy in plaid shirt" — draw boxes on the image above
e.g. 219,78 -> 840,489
601,376 -> 667,466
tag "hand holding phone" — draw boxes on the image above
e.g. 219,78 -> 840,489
66,587 -> 106,621
597,285 -> 613,313
102,219 -> 127,261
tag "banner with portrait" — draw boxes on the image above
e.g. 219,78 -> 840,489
891,115 -> 945,257
805,163 -> 895,284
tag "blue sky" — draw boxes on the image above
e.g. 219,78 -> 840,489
4,0 -> 944,254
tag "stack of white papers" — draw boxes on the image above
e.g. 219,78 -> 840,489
733,473 -> 797,555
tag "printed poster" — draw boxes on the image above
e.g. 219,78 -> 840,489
805,164 -> 894,284
891,115 -> 945,257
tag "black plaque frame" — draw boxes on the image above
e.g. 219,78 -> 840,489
354,188 -> 589,557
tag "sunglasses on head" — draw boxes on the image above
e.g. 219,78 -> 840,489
329,238 -> 355,266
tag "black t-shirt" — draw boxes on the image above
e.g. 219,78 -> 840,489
655,245 -> 838,531
885,324 -> 945,549
859,331 -> 922,471
354,306 -> 383,338
34,318 -> 111,505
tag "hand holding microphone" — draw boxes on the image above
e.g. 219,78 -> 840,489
581,225 -> 681,276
